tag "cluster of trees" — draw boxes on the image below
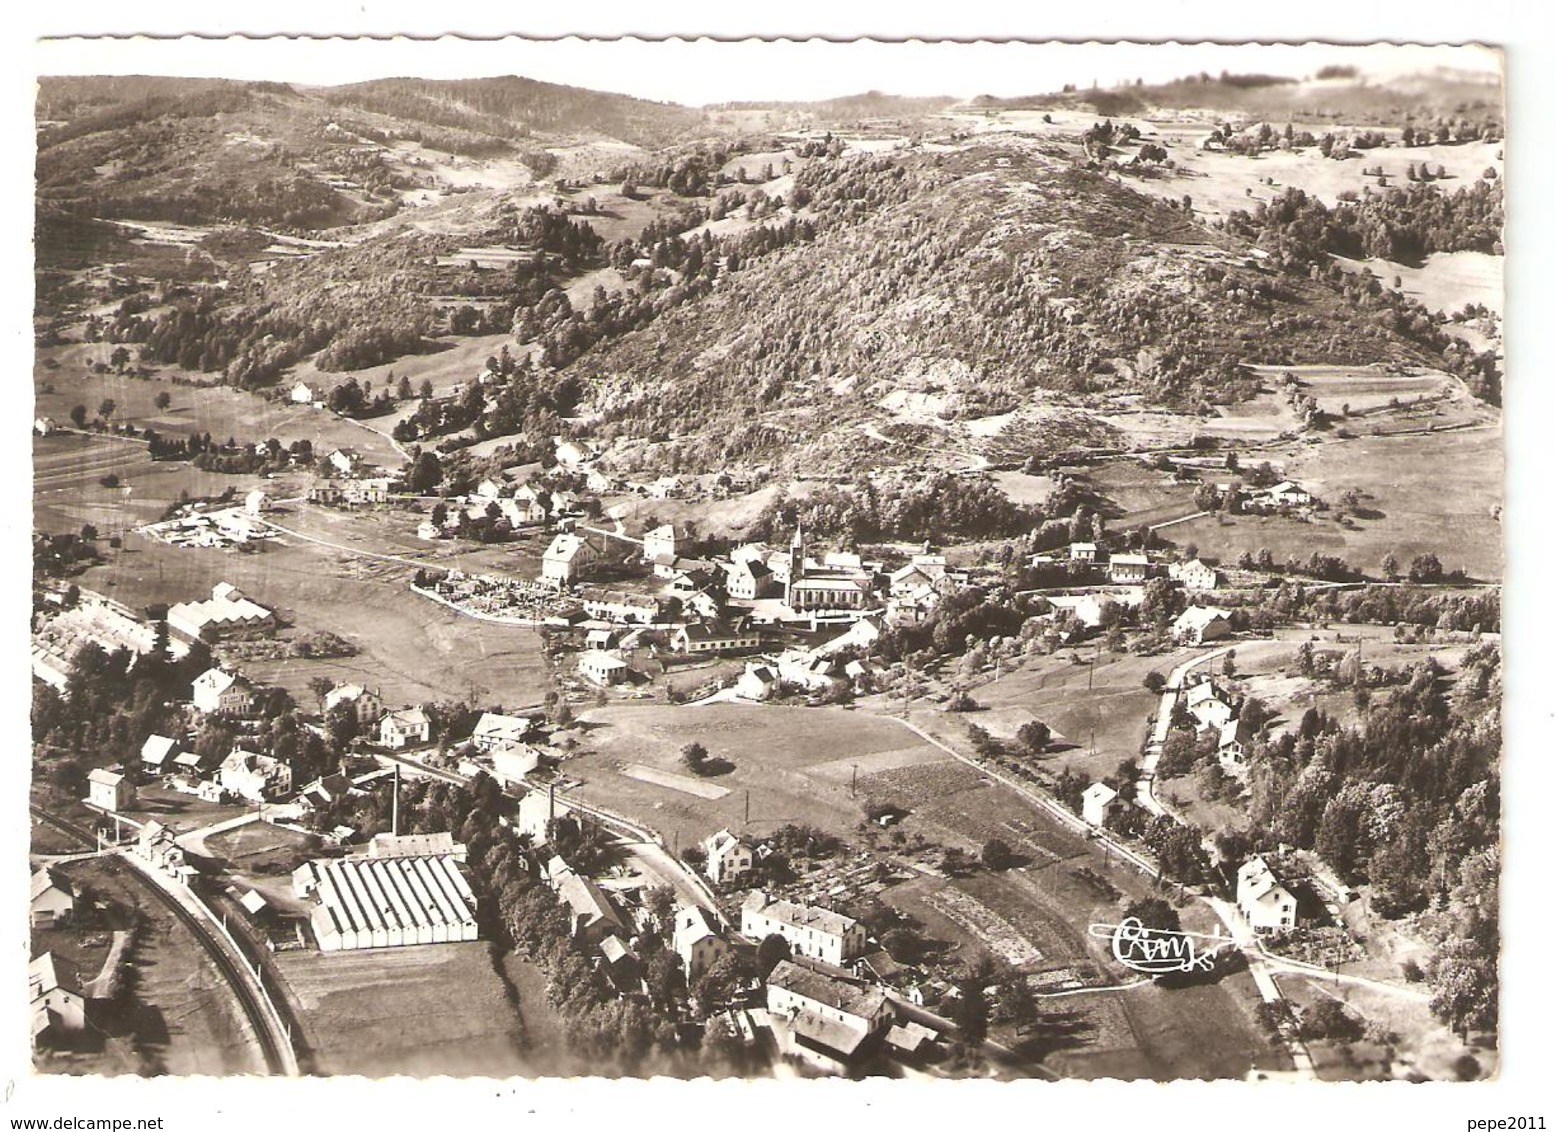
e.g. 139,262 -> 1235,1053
33,531 -> 102,579
875,586 -> 1039,665
748,473 -> 1038,545
610,142 -> 751,198
1225,181 -> 1504,265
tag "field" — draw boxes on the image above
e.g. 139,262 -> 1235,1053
1166,425 -> 1503,580
565,702 -> 955,850
1332,250 -> 1504,321
34,358 -> 403,467
274,941 -> 529,1077
39,855 -> 265,1077
954,648 -> 1190,784
34,433 -> 248,537
76,524 -> 551,707
855,728 -> 1276,1080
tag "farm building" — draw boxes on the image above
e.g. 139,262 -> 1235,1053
293,854 -> 479,951
557,872 -> 627,945
30,868 -> 76,929
742,891 -> 866,966
766,958 -> 896,1073
167,584 -> 275,643
86,768 -> 135,814
703,829 -> 754,886
1172,606 -> 1233,645
290,381 -> 320,404
140,734 -> 180,774
1082,782 -> 1119,827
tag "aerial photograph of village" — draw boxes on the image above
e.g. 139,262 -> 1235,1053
27,34 -> 1505,1090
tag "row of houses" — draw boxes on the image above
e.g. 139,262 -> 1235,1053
1037,545 -> 1222,591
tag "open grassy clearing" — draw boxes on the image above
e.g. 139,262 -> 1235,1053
79,529 -> 550,706
566,703 -> 953,850
1248,363 -> 1458,416
1163,425 -> 1502,580
275,941 -> 528,1077
34,360 -> 402,467
1333,250 -> 1503,320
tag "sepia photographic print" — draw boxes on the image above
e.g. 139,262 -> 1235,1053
21,12 -> 1535,1122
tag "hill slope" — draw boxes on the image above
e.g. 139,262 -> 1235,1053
563,143 -> 1444,473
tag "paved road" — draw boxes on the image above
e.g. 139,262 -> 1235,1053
1137,644 -> 1238,818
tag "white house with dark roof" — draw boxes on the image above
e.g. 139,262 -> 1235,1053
735,663 -> 779,701
192,667 -> 254,715
741,891 -> 866,965
541,533 -> 598,587
765,958 -> 895,1071
703,829 -> 754,886
1185,679 -> 1235,732
642,524 -> 677,562
325,684 -> 383,726
30,953 -> 86,1042
378,707 -> 431,749
472,711 -> 535,752
219,748 -> 293,803
673,905 -> 730,982
1236,856 -> 1299,933
1108,553 -> 1151,584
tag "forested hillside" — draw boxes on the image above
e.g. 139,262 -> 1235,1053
563,145 -> 1445,471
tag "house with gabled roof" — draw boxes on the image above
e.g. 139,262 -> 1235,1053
1172,605 -> 1233,645
30,868 -> 75,929
140,734 -> 180,774
30,952 -> 86,1042
741,891 -> 866,965
378,707 -> 431,749
541,532 -> 598,587
673,904 -> 730,983
1082,782 -> 1119,827
703,829 -> 754,886
765,958 -> 896,1072
1185,679 -> 1235,732
192,667 -> 255,715
1235,856 -> 1299,933
86,768 -> 134,814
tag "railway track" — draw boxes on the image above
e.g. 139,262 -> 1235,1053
30,804 -> 299,1076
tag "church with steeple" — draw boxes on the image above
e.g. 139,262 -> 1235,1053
783,524 -> 873,613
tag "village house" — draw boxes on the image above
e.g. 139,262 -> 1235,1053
167,583 -> 276,644
1082,782 -> 1120,827
1068,542 -> 1098,563
516,788 -> 574,846
1218,717 -> 1255,770
1259,481 -> 1314,509
416,519 -> 445,541
34,416 -> 58,436
191,667 -> 256,715
777,651 -> 837,692
742,891 -> 867,965
558,872 -> 627,946
136,821 -> 193,881
30,868 -> 75,929
327,447 -> 363,476
509,485 -> 551,525
307,480 -> 344,506
673,621 -> 764,656
765,958 -> 896,1073
219,748 -> 294,803
325,684 -> 383,726
341,477 -> 392,507
673,905 -> 730,982
472,711 -> 536,752
86,768 -> 135,814
578,650 -> 631,686
1108,553 -> 1151,585
586,469 -> 618,495
1172,605 -> 1233,645
290,381 -> 320,404
648,475 -> 685,500
541,533 -> 598,587
703,829 -> 754,886
642,524 -> 677,563
554,438 -> 597,471
244,489 -> 268,517
725,557 -> 779,601
1236,856 -> 1300,933
1184,679 -> 1235,731
30,953 -> 87,1044
298,772 -> 354,812
579,590 -> 665,623
735,663 -> 779,701
488,745 -> 542,786
1169,558 -> 1220,591
378,707 -> 431,749
140,734 -> 180,775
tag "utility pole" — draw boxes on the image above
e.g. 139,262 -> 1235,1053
744,789 -> 751,827
851,765 -> 858,798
